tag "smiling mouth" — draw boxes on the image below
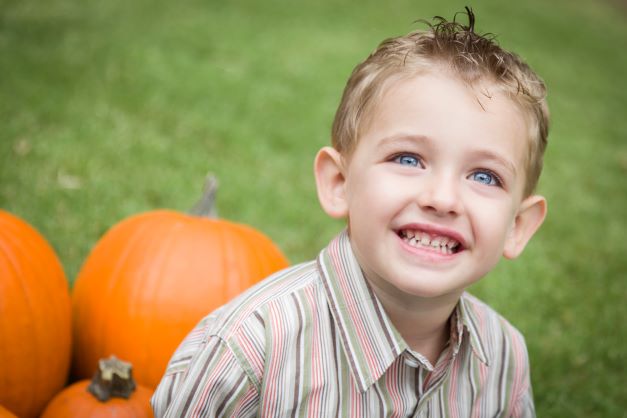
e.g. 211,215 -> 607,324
398,229 -> 462,255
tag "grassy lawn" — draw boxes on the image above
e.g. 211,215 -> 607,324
1,0 -> 625,415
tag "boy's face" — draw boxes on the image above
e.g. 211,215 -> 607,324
315,72 -> 546,304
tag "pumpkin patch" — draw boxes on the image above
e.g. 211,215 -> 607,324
0,210 -> 72,418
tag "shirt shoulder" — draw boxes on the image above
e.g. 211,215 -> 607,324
460,292 -> 533,414
159,260 -> 322,388
461,293 -> 534,416
205,260 -> 322,339
461,291 -> 528,353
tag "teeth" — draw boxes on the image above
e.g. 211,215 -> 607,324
447,241 -> 459,250
400,229 -> 460,254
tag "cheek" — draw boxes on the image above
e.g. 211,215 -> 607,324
349,172 -> 397,207
347,174 -> 403,233
472,202 -> 517,251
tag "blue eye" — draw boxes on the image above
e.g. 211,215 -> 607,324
470,171 -> 501,186
394,154 -> 421,167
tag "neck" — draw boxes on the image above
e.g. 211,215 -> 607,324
371,286 -> 461,365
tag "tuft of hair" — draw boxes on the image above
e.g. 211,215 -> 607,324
332,7 -> 549,196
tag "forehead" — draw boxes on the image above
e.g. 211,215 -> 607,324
356,72 -> 530,167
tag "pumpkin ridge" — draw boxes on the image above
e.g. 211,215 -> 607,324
104,216 -> 173,378
133,218 -> 183,382
16,221 -> 71,395
0,231 -> 41,409
246,226 -> 273,280
73,214 -> 157,380
237,223 -> 258,294
23,221 -> 71,412
219,220 -> 234,302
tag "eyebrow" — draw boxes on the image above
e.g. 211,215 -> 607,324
377,133 -> 432,149
470,150 -> 518,177
377,133 -> 518,177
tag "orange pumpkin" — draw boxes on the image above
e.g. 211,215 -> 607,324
0,405 -> 18,418
41,356 -> 153,418
0,210 -> 72,418
72,177 -> 289,388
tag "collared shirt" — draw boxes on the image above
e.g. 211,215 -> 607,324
152,231 -> 535,417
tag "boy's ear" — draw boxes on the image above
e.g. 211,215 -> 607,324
314,146 -> 349,219
503,195 -> 547,259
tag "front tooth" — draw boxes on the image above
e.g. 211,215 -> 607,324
431,240 -> 440,248
409,237 -> 417,246
420,234 -> 430,246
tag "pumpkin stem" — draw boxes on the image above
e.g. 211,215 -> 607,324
87,356 -> 137,402
189,174 -> 219,218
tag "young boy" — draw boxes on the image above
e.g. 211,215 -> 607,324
152,9 -> 548,417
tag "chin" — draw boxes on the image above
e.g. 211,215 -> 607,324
398,284 -> 454,299
396,278 -> 468,300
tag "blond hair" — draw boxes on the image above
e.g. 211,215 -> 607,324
331,8 -> 549,196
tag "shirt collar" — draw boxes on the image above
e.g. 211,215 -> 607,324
456,293 -> 491,365
317,230 -> 489,392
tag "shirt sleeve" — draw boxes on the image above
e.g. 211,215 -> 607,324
151,321 -> 259,418
508,342 -> 536,418
509,382 -> 536,418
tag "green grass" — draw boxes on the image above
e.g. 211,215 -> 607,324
1,0 -> 626,415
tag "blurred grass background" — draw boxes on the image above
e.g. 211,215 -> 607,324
1,0 -> 625,415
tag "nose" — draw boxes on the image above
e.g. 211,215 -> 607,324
416,174 -> 463,216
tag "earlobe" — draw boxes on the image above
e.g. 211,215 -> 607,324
503,195 -> 547,259
314,146 -> 349,219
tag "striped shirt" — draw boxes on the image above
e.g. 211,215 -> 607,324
152,231 -> 535,417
